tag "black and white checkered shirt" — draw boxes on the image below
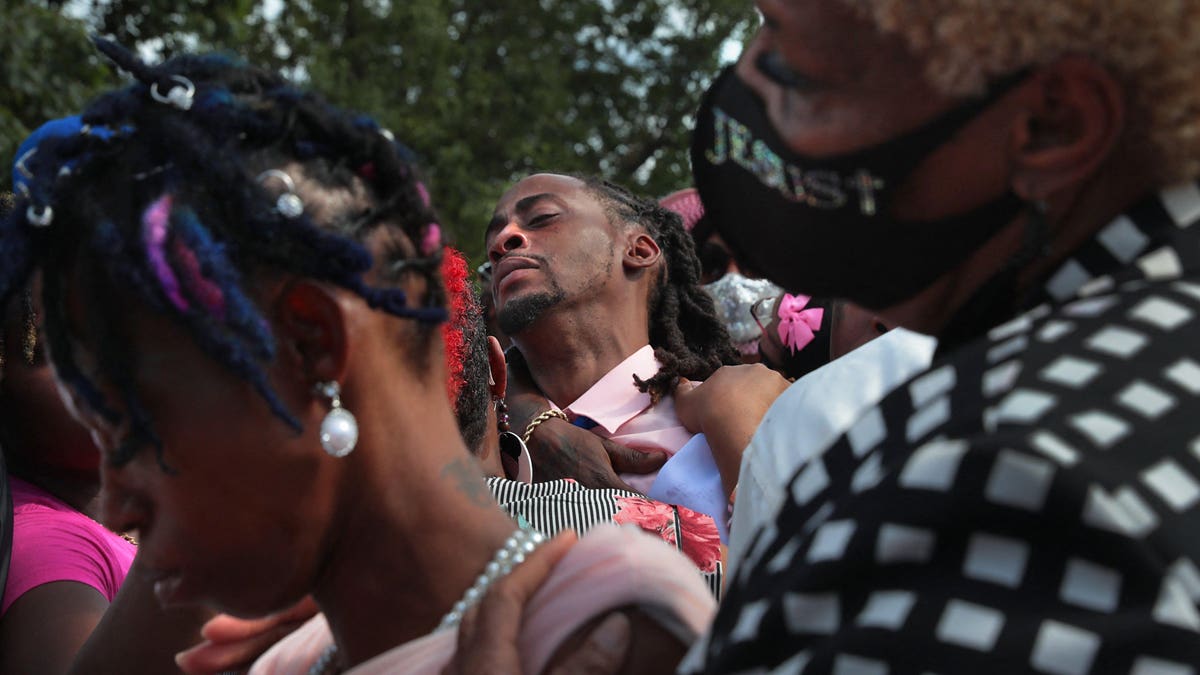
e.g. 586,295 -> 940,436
687,184 -> 1200,674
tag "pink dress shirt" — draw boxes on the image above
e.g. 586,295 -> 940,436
555,345 -> 694,493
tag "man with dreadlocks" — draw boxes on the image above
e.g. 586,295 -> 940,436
486,174 -> 769,540
439,0 -> 1200,671
2,39 -> 715,674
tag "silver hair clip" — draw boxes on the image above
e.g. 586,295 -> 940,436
14,148 -> 36,181
132,164 -> 171,181
256,169 -> 304,218
15,184 -> 52,228
150,75 -> 196,111
26,205 -> 53,228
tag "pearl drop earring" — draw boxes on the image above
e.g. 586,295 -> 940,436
316,381 -> 357,457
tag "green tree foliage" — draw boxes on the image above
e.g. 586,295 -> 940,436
2,0 -> 754,259
0,2 -> 118,192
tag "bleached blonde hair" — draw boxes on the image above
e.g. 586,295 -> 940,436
840,0 -> 1200,181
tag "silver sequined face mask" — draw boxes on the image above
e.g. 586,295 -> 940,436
702,273 -> 783,354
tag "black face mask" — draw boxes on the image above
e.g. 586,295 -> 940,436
691,66 -> 1026,310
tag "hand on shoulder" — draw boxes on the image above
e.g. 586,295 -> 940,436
674,364 -> 790,497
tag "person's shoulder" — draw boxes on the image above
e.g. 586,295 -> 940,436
968,277 -> 1200,432
760,276 -> 1200,572
574,522 -> 686,562
487,476 -> 591,497
795,274 -> 1200,564
486,476 -> 627,516
5,505 -> 134,612
11,501 -> 125,558
872,276 -> 1200,443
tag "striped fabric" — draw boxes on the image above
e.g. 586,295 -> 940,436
487,477 -> 723,599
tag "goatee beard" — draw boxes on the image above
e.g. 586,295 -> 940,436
498,290 -> 566,335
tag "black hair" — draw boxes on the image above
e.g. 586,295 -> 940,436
580,177 -> 740,403
0,193 -> 11,377
0,193 -> 36,381
455,290 -> 493,455
0,39 -> 446,468
0,194 -> 11,337
687,213 -> 733,283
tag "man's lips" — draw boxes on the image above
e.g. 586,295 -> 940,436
493,256 -> 540,293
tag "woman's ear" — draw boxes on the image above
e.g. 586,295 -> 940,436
487,335 -> 507,399
623,232 -> 662,271
274,280 -> 349,385
1009,56 -> 1125,201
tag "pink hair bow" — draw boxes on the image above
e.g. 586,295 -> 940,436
777,294 -> 824,354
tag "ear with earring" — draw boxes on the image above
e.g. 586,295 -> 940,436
486,336 -> 529,480
316,381 -> 358,457
495,396 -> 510,432
495,397 -> 532,481
495,396 -> 522,460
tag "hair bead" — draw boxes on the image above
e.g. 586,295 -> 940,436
1,39 -> 447,469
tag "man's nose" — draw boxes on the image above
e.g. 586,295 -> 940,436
487,221 -> 530,263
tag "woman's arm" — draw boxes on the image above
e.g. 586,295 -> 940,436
0,581 -> 110,675
674,364 -> 790,499
68,558 -> 213,675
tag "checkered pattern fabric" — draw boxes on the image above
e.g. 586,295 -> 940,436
687,184 -> 1200,674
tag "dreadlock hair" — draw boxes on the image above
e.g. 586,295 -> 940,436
0,192 -> 11,376
440,248 -> 492,454
0,39 -> 447,469
579,177 -> 740,404
0,193 -> 37,382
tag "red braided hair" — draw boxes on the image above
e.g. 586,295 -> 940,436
440,246 -> 471,406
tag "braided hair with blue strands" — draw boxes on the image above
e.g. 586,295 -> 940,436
0,38 -> 447,468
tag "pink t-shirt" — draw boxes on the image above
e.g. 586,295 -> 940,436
1,477 -> 136,616
250,524 -> 716,675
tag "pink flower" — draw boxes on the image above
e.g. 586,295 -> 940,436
613,496 -> 721,573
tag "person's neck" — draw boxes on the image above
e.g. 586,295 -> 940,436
513,305 -> 651,407
476,420 -> 504,478
311,395 -> 519,668
884,160 -> 1157,337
